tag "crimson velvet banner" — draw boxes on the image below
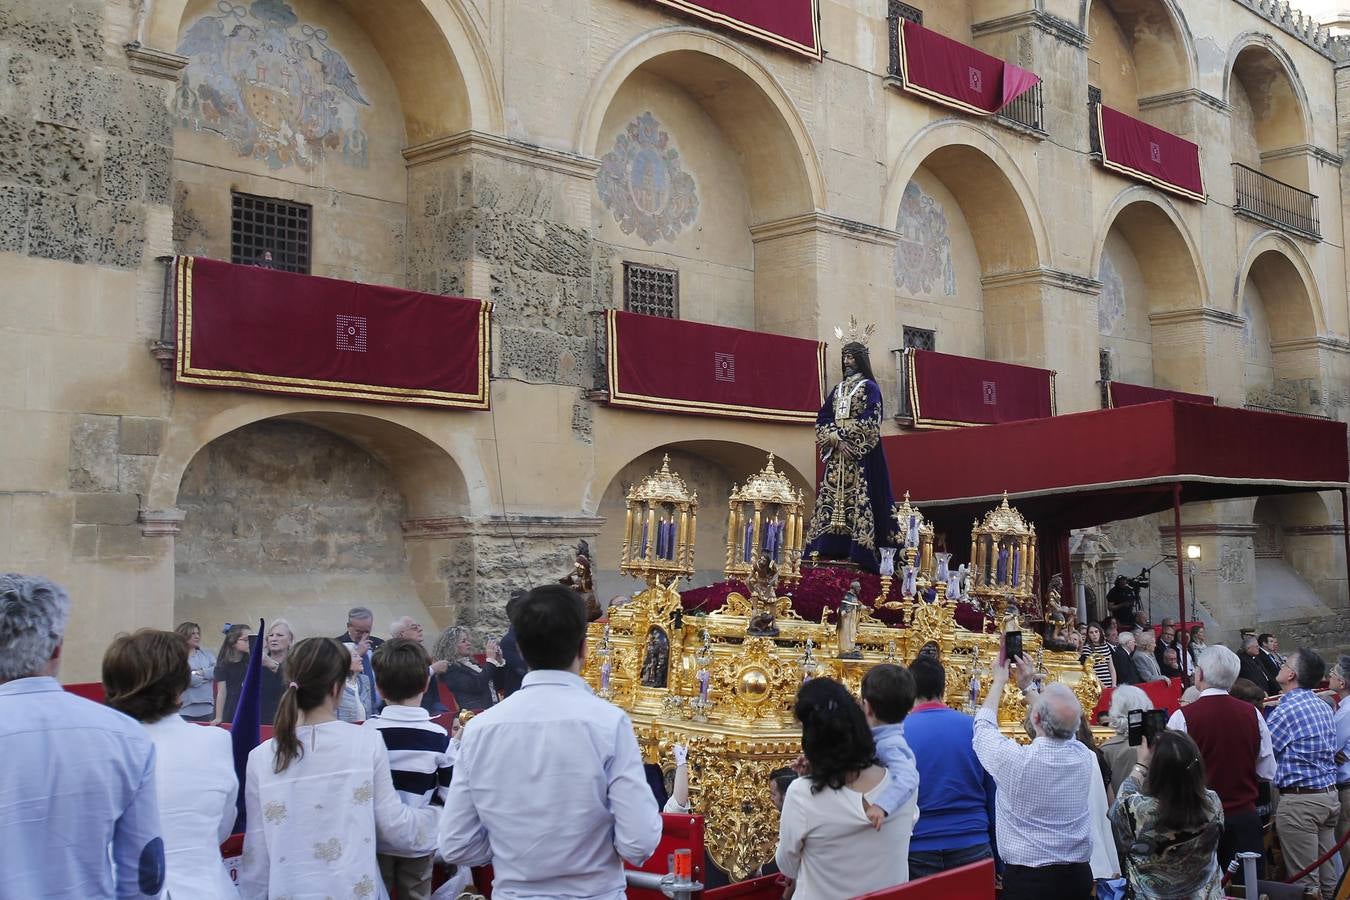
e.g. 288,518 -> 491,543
896,20 -> 1040,116
174,256 -> 490,409
640,0 -> 820,59
1107,381 -> 1214,408
1098,104 -> 1205,201
906,349 -> 1055,428
605,309 -> 824,423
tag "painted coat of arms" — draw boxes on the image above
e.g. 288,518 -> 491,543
175,0 -> 370,171
894,182 -> 955,296
597,112 -> 699,245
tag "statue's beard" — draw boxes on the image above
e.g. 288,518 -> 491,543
843,363 -> 857,377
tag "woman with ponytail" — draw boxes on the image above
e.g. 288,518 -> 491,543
775,678 -> 912,899
239,638 -> 437,900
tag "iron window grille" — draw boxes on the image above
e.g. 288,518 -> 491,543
1099,348 -> 1112,409
1087,85 -> 1102,156
897,326 -> 936,419
887,1 -> 923,75
622,262 -> 679,319
231,192 -> 312,274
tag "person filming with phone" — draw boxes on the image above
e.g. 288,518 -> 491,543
1109,725 -> 1225,899
972,637 -> 1097,900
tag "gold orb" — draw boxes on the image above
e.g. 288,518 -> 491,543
738,666 -> 770,699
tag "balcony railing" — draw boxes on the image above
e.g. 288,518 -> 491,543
996,81 -> 1044,134
1232,163 -> 1320,240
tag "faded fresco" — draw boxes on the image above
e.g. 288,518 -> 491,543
1098,252 -> 1125,335
597,112 -> 700,245
893,181 -> 955,296
174,0 -> 371,171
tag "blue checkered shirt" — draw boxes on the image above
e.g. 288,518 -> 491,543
1267,688 -> 1337,790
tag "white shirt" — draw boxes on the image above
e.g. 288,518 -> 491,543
438,669 -> 663,900
241,720 -> 437,900
142,716 -> 240,900
972,707 -> 1094,866
1167,688 -> 1277,781
1086,762 -> 1120,880
775,772 -> 916,899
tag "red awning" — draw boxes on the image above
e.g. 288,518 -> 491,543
1097,104 -> 1205,201
883,401 -> 1347,535
894,20 -> 1040,116
1107,381 -> 1214,408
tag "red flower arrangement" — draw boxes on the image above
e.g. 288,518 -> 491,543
679,565 -> 994,634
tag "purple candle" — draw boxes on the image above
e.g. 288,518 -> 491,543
743,520 -> 753,563
640,521 -> 649,558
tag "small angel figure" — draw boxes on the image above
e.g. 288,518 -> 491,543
837,580 -> 863,659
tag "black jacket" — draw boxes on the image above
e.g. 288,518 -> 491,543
1239,653 -> 1279,695
1111,644 -> 1141,685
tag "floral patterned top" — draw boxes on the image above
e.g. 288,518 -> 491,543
241,720 -> 437,899
1109,773 -> 1224,900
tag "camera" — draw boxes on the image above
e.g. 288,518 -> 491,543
1127,708 -> 1167,747
1003,630 -> 1023,662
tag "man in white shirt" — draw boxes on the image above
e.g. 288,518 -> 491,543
1166,644 -> 1275,882
972,653 -> 1095,900
439,584 -> 662,898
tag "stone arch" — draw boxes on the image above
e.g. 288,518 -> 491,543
1251,493 -> 1341,620
1225,35 -> 1313,189
148,0 -> 502,138
152,405 -> 477,518
1234,232 -> 1324,340
1085,0 -> 1197,108
1093,188 -> 1208,391
577,27 -> 825,221
591,439 -> 813,598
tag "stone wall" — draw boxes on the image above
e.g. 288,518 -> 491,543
0,0 -> 167,267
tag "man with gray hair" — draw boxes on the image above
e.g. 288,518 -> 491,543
1166,643 -> 1275,880
337,605 -> 384,707
389,615 -> 450,714
0,574 -> 165,898
972,652 -> 1096,900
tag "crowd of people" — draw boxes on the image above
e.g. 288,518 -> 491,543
1,569 -> 1348,900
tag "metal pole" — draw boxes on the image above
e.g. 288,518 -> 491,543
1173,483 -> 1186,627
1340,488 -> 1350,602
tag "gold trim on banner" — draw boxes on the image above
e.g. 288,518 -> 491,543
905,348 -> 1056,429
1106,381 -> 1117,410
172,256 -> 491,409
604,309 -> 824,424
644,0 -> 822,60
895,21 -> 1035,119
1096,105 -> 1207,203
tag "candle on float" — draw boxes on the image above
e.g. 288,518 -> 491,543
640,520 -> 649,558
645,507 -> 657,561
743,519 -> 753,563
624,507 -> 634,558
697,668 -> 710,702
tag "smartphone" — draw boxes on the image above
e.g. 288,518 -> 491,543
1127,708 -> 1167,747
1003,630 -> 1023,662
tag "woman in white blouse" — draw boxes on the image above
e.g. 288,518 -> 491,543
776,678 -> 915,899
103,629 -> 239,900
241,637 -> 437,900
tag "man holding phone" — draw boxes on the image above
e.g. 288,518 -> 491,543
971,649 -> 1096,900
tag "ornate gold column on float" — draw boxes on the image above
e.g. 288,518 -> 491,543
619,454 -> 698,586
723,453 -> 806,586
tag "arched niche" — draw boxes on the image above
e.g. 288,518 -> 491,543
1252,493 -> 1342,618
1086,0 -> 1196,112
1093,191 -> 1208,392
1238,239 -> 1324,413
172,416 -> 468,647
592,441 -> 812,601
1226,37 -> 1312,190
578,29 -> 825,338
884,124 -> 1049,370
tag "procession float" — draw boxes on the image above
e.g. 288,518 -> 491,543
580,325 -> 1102,881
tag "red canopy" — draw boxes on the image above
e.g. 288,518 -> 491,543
883,400 -> 1348,535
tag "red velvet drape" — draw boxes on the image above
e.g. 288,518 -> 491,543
642,0 -> 820,58
906,349 -> 1054,427
897,20 -> 1040,116
1098,104 -> 1205,201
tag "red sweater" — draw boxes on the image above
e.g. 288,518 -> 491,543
1184,692 -> 1260,815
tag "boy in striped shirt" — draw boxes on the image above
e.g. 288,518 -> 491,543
366,638 -> 456,900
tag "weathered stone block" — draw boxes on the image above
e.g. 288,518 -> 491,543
74,491 -> 139,524
26,189 -> 85,262
118,416 -> 163,455
70,523 -> 97,558
97,523 -> 151,558
23,120 -> 97,194
87,198 -> 145,268
0,183 -> 27,253
0,112 -> 28,180
2,48 -> 38,117
0,0 -> 82,61
499,326 -> 588,386
100,138 -> 143,202
117,454 -> 155,495
68,412 -> 119,491
141,142 -> 171,205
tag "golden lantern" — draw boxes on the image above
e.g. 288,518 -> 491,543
879,492 -> 937,611
724,454 -> 806,586
620,455 -> 698,585
967,492 -> 1037,621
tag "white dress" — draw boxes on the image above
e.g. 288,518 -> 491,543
775,771 -> 916,900
142,716 -> 240,899
240,720 -> 437,900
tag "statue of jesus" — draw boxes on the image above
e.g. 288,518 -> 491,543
804,335 -> 897,572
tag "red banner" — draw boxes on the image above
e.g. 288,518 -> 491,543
1098,104 -> 1205,201
174,256 -> 491,409
641,0 -> 820,59
1107,381 -> 1214,409
895,20 -> 1040,116
906,349 -> 1055,428
605,309 -> 824,423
